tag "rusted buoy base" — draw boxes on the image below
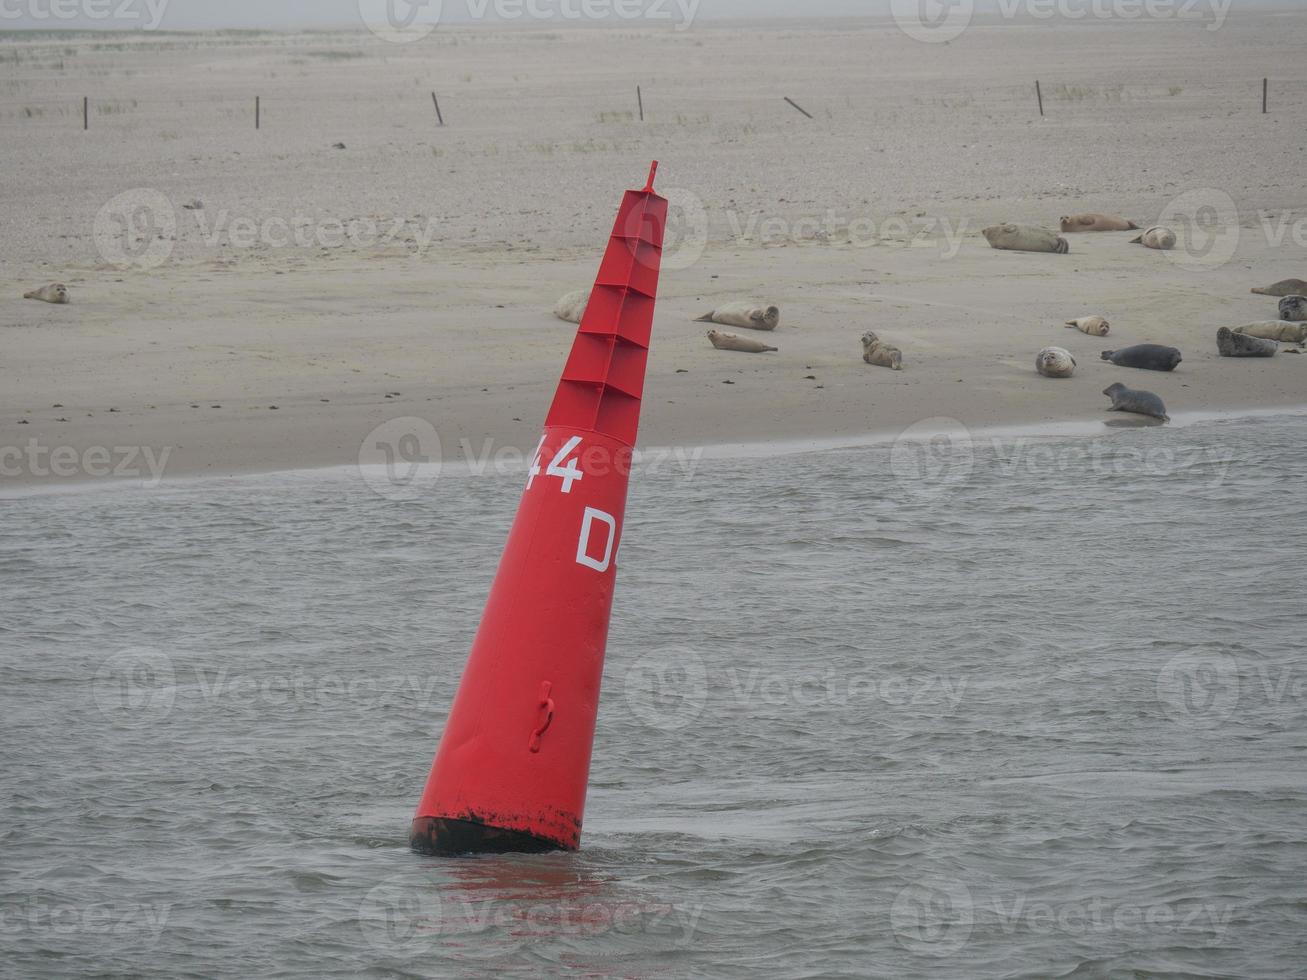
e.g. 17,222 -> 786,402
409,816 -> 563,857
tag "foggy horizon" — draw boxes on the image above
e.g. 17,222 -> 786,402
0,0 -> 1296,33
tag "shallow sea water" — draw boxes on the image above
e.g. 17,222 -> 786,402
2,414 -> 1305,978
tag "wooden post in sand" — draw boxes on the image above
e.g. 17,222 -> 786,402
1036,80 -> 1044,117
432,92 -> 444,126
255,96 -> 261,130
1263,78 -> 1268,114
83,96 -> 88,131
637,85 -> 644,122
783,96 -> 814,119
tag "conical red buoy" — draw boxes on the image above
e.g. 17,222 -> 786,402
411,163 -> 667,856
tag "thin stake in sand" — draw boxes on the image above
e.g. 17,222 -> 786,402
1263,77 -> 1268,114
637,85 -> 644,122
255,95 -> 260,130
1036,80 -> 1044,117
783,96 -> 813,119
83,95 -> 88,130
432,92 -> 444,126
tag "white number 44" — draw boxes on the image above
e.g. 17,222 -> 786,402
528,435 -> 585,494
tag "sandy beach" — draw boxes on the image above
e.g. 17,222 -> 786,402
2,12 -> 1305,488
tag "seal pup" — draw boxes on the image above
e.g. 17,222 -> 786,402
1130,227 -> 1177,250
982,224 -> 1069,254
707,329 -> 777,354
1060,213 -> 1139,233
1065,315 -> 1111,337
553,288 -> 589,324
1277,296 -> 1307,322
1100,344 -> 1182,372
1217,327 -> 1277,358
1104,383 -> 1169,422
695,302 -> 780,332
1251,279 -> 1307,297
860,331 -> 902,371
23,283 -> 69,304
1233,321 -> 1307,344
1036,346 -> 1076,378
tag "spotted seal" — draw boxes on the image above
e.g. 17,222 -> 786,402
707,329 -> 777,354
1060,213 -> 1138,233
1277,296 -> 1307,323
1100,344 -> 1182,372
860,331 -> 902,370
1251,279 -> 1307,297
1217,327 -> 1277,357
1065,316 -> 1110,337
1104,383 -> 1169,422
695,302 -> 780,332
1036,346 -> 1076,378
982,224 -> 1069,254
1233,321 -> 1307,344
553,289 -> 589,324
1130,227 -> 1177,251
23,283 -> 69,304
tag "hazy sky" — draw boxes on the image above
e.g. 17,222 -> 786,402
7,0 -> 871,31
0,0 -> 1288,32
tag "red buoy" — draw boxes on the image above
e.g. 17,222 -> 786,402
411,163 -> 667,856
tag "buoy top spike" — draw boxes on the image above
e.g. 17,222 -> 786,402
643,160 -> 658,193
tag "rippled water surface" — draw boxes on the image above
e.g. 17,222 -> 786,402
3,416 -> 1306,978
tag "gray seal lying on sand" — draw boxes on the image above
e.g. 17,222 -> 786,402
1130,227 -> 1177,250
982,224 -> 1069,254
1277,296 -> 1307,322
553,289 -> 589,324
707,329 -> 777,354
1104,383 -> 1169,422
1233,321 -> 1307,344
860,332 -> 902,370
1251,279 -> 1307,297
1065,315 -> 1110,337
695,302 -> 780,331
1217,327 -> 1277,358
1100,344 -> 1182,372
1036,346 -> 1076,378
23,283 -> 69,304
1060,213 -> 1138,233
